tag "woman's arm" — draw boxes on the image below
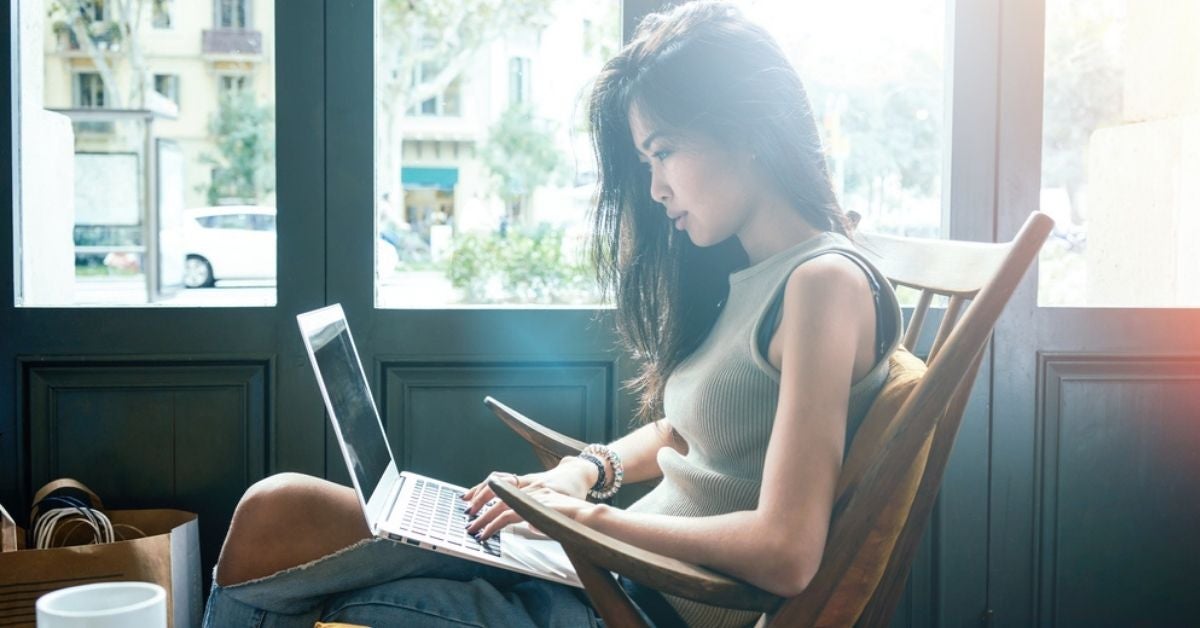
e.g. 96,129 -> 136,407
600,417 -> 685,485
463,417 -> 682,516
476,256 -> 873,598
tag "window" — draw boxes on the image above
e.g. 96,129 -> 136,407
154,74 -> 180,107
409,62 -> 463,117
251,214 -> 276,232
733,0 -> 946,240
191,212 -> 276,232
509,57 -> 531,105
74,73 -> 106,108
152,0 -> 172,28
376,1 -> 620,307
1037,0 -> 1198,307
20,0 -> 277,306
78,0 -> 105,22
217,0 -> 249,29
218,75 -> 250,99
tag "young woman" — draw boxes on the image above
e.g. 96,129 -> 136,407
204,2 -> 901,626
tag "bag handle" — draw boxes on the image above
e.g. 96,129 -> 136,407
1,502 -> 17,552
29,478 -> 106,528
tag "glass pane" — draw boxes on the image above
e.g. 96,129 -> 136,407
735,0 -> 946,239
1039,1 -> 1199,307
20,0 -> 276,306
375,1 -> 619,308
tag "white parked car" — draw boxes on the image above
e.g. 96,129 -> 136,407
182,205 -> 401,288
183,206 -> 276,288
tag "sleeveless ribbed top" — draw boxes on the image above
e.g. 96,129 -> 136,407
626,231 -> 903,627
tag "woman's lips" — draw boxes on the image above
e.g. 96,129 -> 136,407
672,213 -> 687,231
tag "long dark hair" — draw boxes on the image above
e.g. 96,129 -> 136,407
588,1 -> 852,422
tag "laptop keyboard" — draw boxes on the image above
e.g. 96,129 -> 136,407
399,478 -> 501,557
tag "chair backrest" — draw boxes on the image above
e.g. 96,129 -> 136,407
485,396 -> 589,471
768,212 -> 1053,627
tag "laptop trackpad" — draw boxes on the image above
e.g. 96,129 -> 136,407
504,523 -> 577,579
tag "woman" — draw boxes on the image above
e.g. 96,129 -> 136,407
204,2 -> 900,626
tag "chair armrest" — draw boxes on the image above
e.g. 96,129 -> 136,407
484,397 -> 587,468
489,480 -> 782,613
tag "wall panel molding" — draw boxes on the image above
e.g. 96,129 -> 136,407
368,359 -> 612,488
19,356 -> 272,592
23,357 -> 272,491
1036,352 -> 1200,625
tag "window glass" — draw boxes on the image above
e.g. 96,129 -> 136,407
74,73 -> 106,108
1038,1 -> 1199,307
153,0 -> 173,29
252,213 -> 276,232
375,1 -> 619,307
23,0 -> 276,306
218,0 -> 248,29
214,214 -> 255,230
733,0 -> 946,240
154,74 -> 181,107
509,57 -> 531,105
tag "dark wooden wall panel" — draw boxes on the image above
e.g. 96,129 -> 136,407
1038,354 -> 1200,626
362,362 -> 611,489
23,359 -> 270,592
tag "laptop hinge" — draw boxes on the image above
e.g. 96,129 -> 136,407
381,474 -> 406,527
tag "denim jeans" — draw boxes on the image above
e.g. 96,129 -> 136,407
202,537 -> 601,627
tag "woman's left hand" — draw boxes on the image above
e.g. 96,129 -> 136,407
466,486 -> 597,542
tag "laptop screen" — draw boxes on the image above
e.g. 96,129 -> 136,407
310,319 -> 392,500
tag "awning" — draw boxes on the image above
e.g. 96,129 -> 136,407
401,167 -> 459,190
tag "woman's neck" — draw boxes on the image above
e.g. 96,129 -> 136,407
736,200 -> 824,265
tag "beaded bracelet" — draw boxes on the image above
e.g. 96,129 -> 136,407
578,452 -> 607,494
581,443 -> 624,500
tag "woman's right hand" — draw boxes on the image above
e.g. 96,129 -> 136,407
460,456 -> 598,522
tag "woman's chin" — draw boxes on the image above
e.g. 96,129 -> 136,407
687,231 -> 721,248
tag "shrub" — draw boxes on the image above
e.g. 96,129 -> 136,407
446,224 -> 600,304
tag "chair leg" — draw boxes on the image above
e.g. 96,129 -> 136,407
563,547 -> 651,628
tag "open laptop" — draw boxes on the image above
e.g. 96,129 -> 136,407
297,304 -> 581,588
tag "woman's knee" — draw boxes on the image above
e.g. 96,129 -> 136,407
217,473 -> 366,586
228,473 -> 314,536
232,473 -> 365,539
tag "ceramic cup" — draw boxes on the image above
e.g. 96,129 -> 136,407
36,581 -> 166,628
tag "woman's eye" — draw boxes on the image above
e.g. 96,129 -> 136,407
653,149 -> 672,161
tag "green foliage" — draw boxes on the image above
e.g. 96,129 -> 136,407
445,225 -> 598,304
827,64 -> 942,199
581,4 -> 620,64
1041,0 -> 1125,208
378,0 -> 555,71
200,91 -> 276,205
374,0 -> 557,212
480,103 -> 567,212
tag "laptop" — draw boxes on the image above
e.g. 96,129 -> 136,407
297,304 -> 581,588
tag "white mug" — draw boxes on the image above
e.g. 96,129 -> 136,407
36,581 -> 166,628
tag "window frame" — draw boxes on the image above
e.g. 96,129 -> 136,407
72,71 -> 106,109
508,56 -> 531,105
153,73 -> 180,106
152,0 -> 173,29
217,73 -> 251,99
215,0 -> 251,29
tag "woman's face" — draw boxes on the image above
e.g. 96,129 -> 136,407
628,106 -> 762,247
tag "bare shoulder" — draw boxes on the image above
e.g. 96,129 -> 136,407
781,253 -> 872,308
767,253 -> 875,373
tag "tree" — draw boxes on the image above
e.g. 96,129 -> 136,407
376,0 -> 556,212
200,91 -> 275,205
1041,0 -> 1125,226
480,103 -> 567,221
48,0 -> 152,109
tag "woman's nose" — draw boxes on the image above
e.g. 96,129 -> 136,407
650,171 -> 671,204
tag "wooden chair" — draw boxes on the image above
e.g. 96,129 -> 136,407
485,212 -> 1053,627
